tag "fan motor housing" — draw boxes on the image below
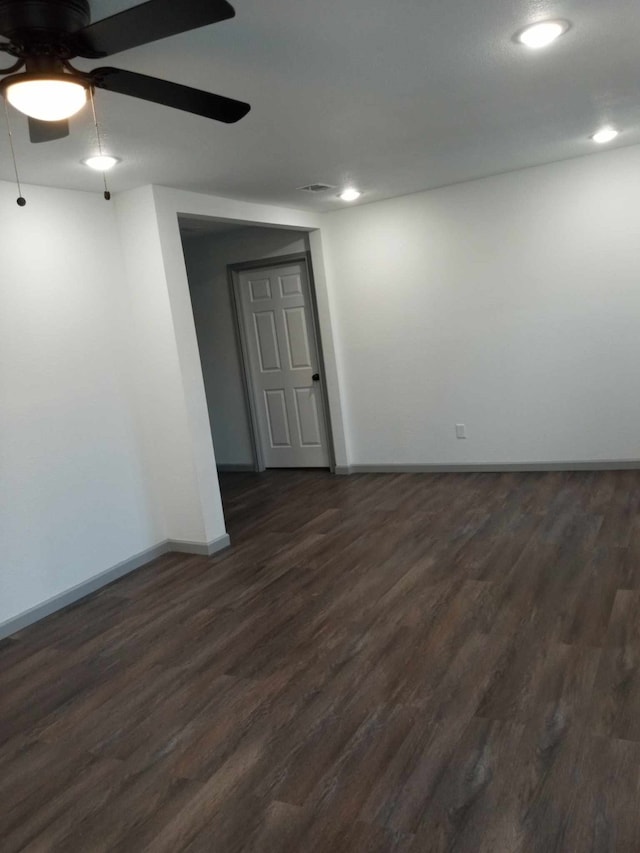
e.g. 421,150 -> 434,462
0,0 -> 90,41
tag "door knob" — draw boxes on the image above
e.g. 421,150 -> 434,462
312,373 -> 320,381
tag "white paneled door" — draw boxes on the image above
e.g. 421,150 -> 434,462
237,262 -> 330,468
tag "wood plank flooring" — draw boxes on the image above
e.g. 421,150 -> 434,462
3,469 -> 640,851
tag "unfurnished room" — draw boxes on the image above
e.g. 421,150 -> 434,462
2,1 -> 640,850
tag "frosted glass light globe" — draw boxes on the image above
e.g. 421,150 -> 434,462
6,78 -> 87,121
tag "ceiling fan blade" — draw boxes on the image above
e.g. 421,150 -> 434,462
91,67 -> 250,124
28,117 -> 70,143
72,0 -> 236,58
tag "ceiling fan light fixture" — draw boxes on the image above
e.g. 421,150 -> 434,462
0,1 -> 251,141
2,74 -> 88,121
83,155 -> 120,171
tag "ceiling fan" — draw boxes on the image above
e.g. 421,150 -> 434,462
0,0 -> 251,144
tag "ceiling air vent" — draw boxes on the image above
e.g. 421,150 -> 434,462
297,183 -> 336,193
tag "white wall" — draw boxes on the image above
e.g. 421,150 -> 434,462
183,226 -> 310,467
114,186 -> 227,546
320,145 -> 640,466
0,181 -> 159,627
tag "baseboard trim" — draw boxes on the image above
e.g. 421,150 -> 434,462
339,460 -> 640,475
167,534 -> 231,556
0,534 -> 232,641
217,464 -> 256,473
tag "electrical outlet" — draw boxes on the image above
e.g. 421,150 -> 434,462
455,424 -> 467,439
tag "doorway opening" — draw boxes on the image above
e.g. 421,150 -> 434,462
179,218 -> 335,474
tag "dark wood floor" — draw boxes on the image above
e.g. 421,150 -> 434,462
3,470 -> 640,851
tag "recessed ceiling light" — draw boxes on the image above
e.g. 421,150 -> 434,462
339,188 -> 361,202
515,20 -> 570,49
82,155 -> 121,171
591,126 -> 619,144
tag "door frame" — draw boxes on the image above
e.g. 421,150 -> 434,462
227,251 -> 337,473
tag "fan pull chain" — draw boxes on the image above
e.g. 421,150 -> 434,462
3,100 -> 26,206
89,88 -> 111,201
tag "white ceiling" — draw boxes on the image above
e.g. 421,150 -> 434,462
2,0 -> 640,210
